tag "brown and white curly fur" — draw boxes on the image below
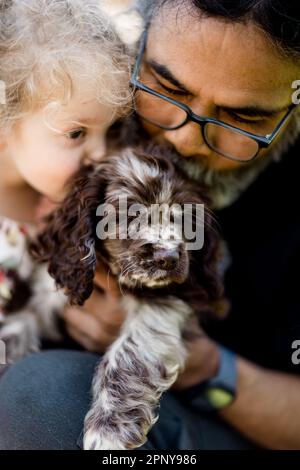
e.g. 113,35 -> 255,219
3,144 -> 229,450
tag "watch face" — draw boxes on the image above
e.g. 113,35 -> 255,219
205,387 -> 235,409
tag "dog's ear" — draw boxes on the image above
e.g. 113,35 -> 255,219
186,208 -> 229,319
31,163 -> 109,306
201,211 -> 230,318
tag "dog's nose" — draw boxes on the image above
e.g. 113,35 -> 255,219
154,249 -> 179,271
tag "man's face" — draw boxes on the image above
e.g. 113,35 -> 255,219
137,7 -> 299,172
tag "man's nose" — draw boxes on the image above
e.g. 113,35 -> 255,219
163,121 -> 212,159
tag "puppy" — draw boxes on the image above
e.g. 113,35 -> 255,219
30,144 -> 228,450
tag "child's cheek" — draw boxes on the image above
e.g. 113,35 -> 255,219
41,155 -> 82,201
23,150 -> 81,201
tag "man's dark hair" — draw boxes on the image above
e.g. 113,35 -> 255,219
137,0 -> 300,60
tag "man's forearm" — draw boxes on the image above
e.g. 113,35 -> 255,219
220,356 -> 300,449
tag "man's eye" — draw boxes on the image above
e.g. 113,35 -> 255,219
235,116 -> 261,125
67,129 -> 86,140
228,112 -> 262,125
153,76 -> 187,97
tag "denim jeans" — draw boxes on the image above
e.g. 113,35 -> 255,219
0,350 -> 255,450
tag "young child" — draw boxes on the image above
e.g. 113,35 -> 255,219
0,0 -> 131,343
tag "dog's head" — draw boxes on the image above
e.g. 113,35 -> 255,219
31,145 -> 220,307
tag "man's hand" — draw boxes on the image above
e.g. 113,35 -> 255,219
173,318 -> 220,390
61,269 -> 126,353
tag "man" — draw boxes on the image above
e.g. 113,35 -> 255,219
0,0 -> 300,450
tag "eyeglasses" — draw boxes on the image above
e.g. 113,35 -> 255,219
130,31 -> 298,163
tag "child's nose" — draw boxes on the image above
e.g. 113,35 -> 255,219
83,137 -> 107,165
89,147 -> 106,163
90,139 -> 107,162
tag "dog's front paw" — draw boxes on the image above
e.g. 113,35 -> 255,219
83,427 -> 127,451
83,406 -> 155,450
0,316 -> 40,364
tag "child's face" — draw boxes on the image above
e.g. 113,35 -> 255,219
6,87 -> 116,202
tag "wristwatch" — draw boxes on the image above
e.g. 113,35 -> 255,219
178,346 -> 237,412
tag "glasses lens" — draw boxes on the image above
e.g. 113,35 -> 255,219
205,123 -> 260,161
135,89 -> 188,130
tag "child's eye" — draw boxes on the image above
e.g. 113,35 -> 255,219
67,129 -> 86,140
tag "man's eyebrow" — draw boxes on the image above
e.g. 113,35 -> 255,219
220,104 -> 290,118
146,59 -> 191,93
144,58 -> 290,117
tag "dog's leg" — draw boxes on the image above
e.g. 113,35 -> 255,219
83,296 -> 192,450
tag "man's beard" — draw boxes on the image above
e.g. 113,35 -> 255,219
173,108 -> 300,210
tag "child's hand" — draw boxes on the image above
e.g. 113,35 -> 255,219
61,269 -> 126,353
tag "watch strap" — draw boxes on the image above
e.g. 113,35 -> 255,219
175,345 -> 237,412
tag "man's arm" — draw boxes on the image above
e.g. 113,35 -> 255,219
174,335 -> 300,450
62,266 -> 300,450
220,356 -> 300,450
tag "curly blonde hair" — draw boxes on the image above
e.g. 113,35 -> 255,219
0,0 -> 132,129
